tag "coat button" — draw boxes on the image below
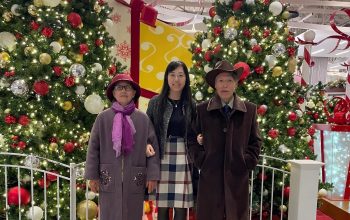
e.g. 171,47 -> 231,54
223,128 -> 227,132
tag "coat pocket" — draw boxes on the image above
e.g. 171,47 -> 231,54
130,166 -> 146,194
99,163 -> 116,192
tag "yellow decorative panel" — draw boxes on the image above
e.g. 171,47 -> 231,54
140,20 -> 194,94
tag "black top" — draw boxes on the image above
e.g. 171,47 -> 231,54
167,98 -> 186,137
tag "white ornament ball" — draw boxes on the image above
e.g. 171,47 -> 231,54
84,94 -> 104,114
278,144 -> 290,153
265,55 -> 277,68
318,188 -> 327,197
50,41 -> 62,53
4,108 -> 11,114
69,63 -> 86,77
91,63 -> 103,72
306,100 -> 315,109
24,155 -> 40,168
204,65 -> 212,73
104,19 -> 114,28
263,189 -> 268,196
22,174 -> 31,183
75,85 -> 86,95
42,0 -> 60,7
304,30 -> 316,42
246,0 -> 255,5
295,110 -> 303,117
195,91 -> 203,101
213,15 -> 221,22
201,39 -> 211,50
0,32 -> 17,52
224,28 -> 237,40
26,206 -> 44,220
57,55 -> 68,64
250,38 -> 257,46
272,43 -> 286,57
11,4 -> 21,16
10,79 -> 28,96
269,1 -> 283,16
279,205 -> 287,212
86,191 -> 96,200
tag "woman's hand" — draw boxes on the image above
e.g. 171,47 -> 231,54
146,180 -> 157,193
146,144 -> 156,157
197,134 -> 203,145
89,179 -> 100,193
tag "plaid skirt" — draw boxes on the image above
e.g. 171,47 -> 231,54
156,137 -> 194,208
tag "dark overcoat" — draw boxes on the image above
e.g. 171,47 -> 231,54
85,108 -> 160,220
189,94 -> 262,220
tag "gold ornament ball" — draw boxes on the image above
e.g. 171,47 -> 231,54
207,87 -> 214,93
49,143 -> 58,151
282,11 -> 290,20
58,38 -> 64,46
272,66 -> 283,77
2,11 -> 13,22
196,76 -> 204,85
28,5 -> 37,16
284,27 -> 289,35
74,54 -> 84,63
77,200 -> 98,220
1,52 -> 10,61
230,41 -> 238,48
33,0 -> 43,7
228,16 -> 240,28
280,205 -> 288,212
62,101 -> 73,111
39,53 -> 52,65
94,4 -> 102,13
288,58 -> 297,73
81,133 -> 90,143
299,118 -> 305,124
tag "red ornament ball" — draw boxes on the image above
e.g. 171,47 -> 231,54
313,113 -> 319,120
297,96 -> 304,104
204,50 -> 213,62
79,43 -> 89,54
7,187 -> 31,206
209,6 -> 216,17
67,12 -> 82,28
252,45 -> 262,53
53,66 -> 63,76
287,127 -> 296,136
33,80 -> 49,96
64,76 -> 75,87
41,27 -> 54,38
17,141 -> 26,150
258,172 -> 268,181
283,186 -> 290,198
232,1 -> 243,11
257,105 -> 268,116
254,66 -> 264,75
288,112 -> 297,121
64,142 -> 75,153
95,39 -> 103,47
18,115 -> 30,126
38,178 -> 51,189
47,171 -> 59,182
268,129 -> 279,139
308,127 -> 316,136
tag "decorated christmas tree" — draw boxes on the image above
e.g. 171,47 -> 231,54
0,0 -> 123,218
189,0 -> 317,218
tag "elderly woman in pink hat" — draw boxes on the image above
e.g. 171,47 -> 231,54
85,73 -> 160,220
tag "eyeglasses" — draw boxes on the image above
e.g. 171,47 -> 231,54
114,84 -> 133,91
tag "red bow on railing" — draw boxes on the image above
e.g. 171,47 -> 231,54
324,97 -> 350,125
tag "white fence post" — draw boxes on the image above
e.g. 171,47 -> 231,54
287,160 -> 324,220
70,163 -> 77,220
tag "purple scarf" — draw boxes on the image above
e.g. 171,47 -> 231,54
111,101 -> 136,158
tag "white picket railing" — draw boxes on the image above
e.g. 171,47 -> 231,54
0,153 -> 322,220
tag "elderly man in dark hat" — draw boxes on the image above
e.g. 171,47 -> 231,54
85,73 -> 160,220
189,60 -> 262,220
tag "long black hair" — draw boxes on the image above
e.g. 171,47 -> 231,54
155,60 -> 195,132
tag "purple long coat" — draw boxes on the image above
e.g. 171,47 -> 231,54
189,94 -> 262,220
85,108 -> 160,220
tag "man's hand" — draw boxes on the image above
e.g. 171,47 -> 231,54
146,144 -> 156,157
146,180 -> 157,193
89,179 -> 100,193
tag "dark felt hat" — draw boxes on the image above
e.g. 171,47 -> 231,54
106,73 -> 141,102
205,60 -> 244,88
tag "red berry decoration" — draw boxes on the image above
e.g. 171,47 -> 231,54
53,66 -> 63,76
194,47 -> 202,54
297,96 -> 304,104
95,39 -> 103,47
41,27 -> 53,38
79,43 -> 89,54
204,51 -> 213,62
313,113 -> 319,120
213,26 -> 222,36
64,76 -> 75,87
7,187 -> 30,206
254,66 -> 264,74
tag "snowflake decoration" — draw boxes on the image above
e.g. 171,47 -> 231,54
116,41 -> 131,61
110,13 -> 121,24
